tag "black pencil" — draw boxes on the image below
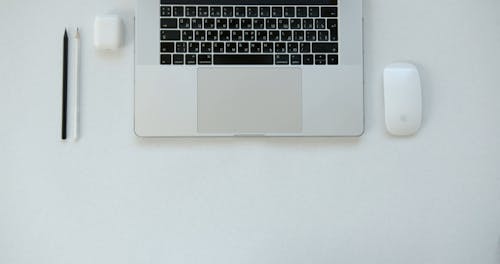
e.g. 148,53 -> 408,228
62,29 -> 69,140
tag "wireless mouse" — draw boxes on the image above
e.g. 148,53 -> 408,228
383,63 -> 422,136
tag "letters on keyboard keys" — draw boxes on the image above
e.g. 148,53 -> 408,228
159,3 -> 340,66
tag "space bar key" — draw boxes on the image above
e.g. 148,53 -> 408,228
213,55 -> 274,65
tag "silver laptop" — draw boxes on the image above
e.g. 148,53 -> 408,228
135,0 -> 364,137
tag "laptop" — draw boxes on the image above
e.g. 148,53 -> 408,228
135,0 -> 364,137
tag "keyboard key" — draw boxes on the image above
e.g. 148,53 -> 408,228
207,30 -> 218,41
182,30 -> 193,41
269,30 -> 280,41
288,43 -> 299,53
315,19 -> 326,29
195,30 -> 205,41
201,42 -> 212,52
216,18 -> 228,29
318,31 -> 329,41
278,19 -> 289,29
312,43 -> 338,53
327,19 -> 338,30
186,6 -> 197,17
198,54 -> 212,65
223,6 -> 233,17
161,6 -> 171,17
328,54 -> 339,65
229,18 -> 240,29
293,31 -> 305,41
161,18 -> 177,29
188,42 -> 199,53
173,54 -> 184,64
232,30 -> 243,41
290,19 -> 301,29
204,18 -> 215,29
281,30 -> 292,41
241,19 -> 252,29
173,6 -> 184,17
161,42 -> 174,52
263,42 -> 274,53
161,30 -> 180,40
244,30 -> 255,41
160,54 -> 171,64
198,6 -> 209,17
275,43 -> 286,53
284,7 -> 295,17
300,42 -> 311,53
253,19 -> 265,29
272,7 -> 282,17
179,18 -> 190,29
303,54 -> 314,65
266,19 -> 277,29
235,7 -> 246,17
226,42 -> 237,53
260,7 -> 271,17
315,54 -> 326,65
238,42 -> 249,53
192,18 -> 203,29
250,42 -> 261,53
296,7 -> 307,17
291,54 -> 302,65
213,42 -> 224,52
303,19 -> 314,29
306,31 -> 316,41
275,54 -> 289,65
176,42 -> 187,53
309,7 -> 320,17
210,7 -> 221,17
214,55 -> 273,65
186,54 -> 197,65
247,7 -> 258,17
220,30 -> 231,41
321,7 -> 338,17
256,30 -> 267,41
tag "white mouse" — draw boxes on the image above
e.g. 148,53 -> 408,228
383,63 -> 422,136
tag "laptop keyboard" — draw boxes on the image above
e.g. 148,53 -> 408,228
159,2 -> 339,66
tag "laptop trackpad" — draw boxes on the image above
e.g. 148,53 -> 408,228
197,68 -> 302,134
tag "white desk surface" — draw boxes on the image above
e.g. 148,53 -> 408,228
1,1 -> 500,264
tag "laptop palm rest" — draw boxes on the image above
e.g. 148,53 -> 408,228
197,68 -> 302,134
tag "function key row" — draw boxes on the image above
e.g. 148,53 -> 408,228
160,6 -> 337,18
161,18 -> 338,31
160,54 -> 338,65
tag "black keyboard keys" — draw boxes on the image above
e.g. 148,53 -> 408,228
235,7 -> 246,17
312,43 -> 338,53
321,7 -> 338,17
291,55 -> 302,65
214,55 -> 273,65
161,42 -> 174,52
223,7 -> 233,17
303,54 -> 314,65
198,54 -> 212,65
161,54 -> 172,64
173,54 -> 184,64
247,7 -> 258,17
161,30 -> 180,40
173,6 -> 184,17
161,18 -> 177,28
296,7 -> 307,17
260,7 -> 270,17
284,7 -> 295,17
275,54 -> 289,65
161,6 -> 171,17
210,7 -> 221,17
198,6 -> 209,17
186,6 -> 197,17
328,54 -> 339,65
186,54 -> 197,64
315,54 -> 326,65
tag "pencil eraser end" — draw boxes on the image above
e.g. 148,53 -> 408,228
94,15 -> 122,51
